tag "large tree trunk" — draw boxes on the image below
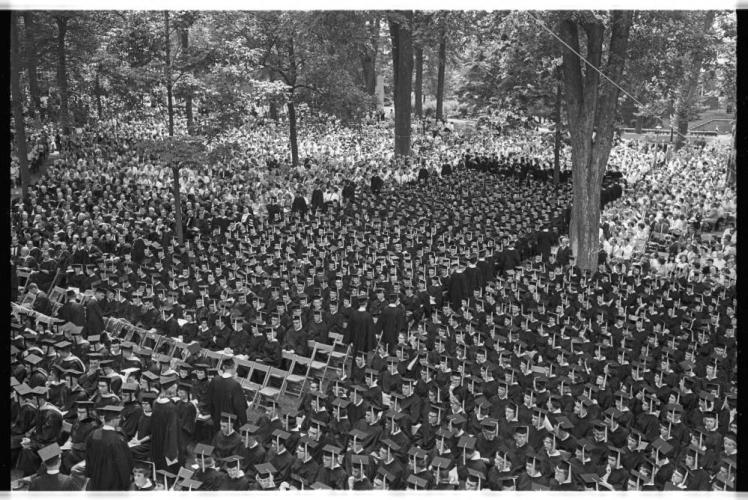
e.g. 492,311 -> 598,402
389,12 -> 414,157
362,14 -> 379,95
673,11 -> 716,150
287,37 -> 299,167
164,12 -> 181,244
553,80 -> 562,186
22,12 -> 41,123
180,27 -> 194,134
164,11 -> 174,137
55,16 -> 69,134
436,25 -> 446,121
362,54 -> 376,96
559,12 -> 633,271
288,100 -> 299,167
172,166 -> 184,244
414,46 -> 424,118
11,14 -> 31,199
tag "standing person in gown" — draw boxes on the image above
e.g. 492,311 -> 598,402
344,295 -> 377,354
150,374 -> 182,474
85,405 -> 133,490
206,358 -> 248,434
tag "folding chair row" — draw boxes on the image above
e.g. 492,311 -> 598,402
307,339 -> 351,392
281,351 -> 318,399
235,361 -> 281,408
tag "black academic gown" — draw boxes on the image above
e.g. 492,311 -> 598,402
176,400 -> 197,452
344,308 -> 377,353
150,398 -> 182,471
206,374 -> 248,433
16,405 -> 64,476
378,304 -> 406,350
85,427 -> 134,491
120,401 -> 143,441
448,271 -> 470,310
85,298 -> 106,336
28,471 -> 77,491
210,430 -> 246,460
61,416 -> 101,474
194,468 -> 225,491
217,472 -> 251,490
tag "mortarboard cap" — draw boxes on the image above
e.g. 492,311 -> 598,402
38,443 -> 62,463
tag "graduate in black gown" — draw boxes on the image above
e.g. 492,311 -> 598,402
217,455 -> 251,490
206,358 -> 248,434
378,294 -> 406,350
150,374 -> 182,473
16,387 -> 64,476
129,461 -> 157,491
129,393 -> 155,462
60,401 -> 100,474
344,296 -> 377,354
210,412 -> 247,460
447,260 -> 470,310
28,443 -> 78,491
119,383 -> 143,441
85,405 -> 133,490
193,452 -> 226,491
175,382 -> 197,457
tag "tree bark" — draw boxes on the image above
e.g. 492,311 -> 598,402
673,11 -> 716,150
553,80 -> 562,186
287,37 -> 299,167
288,100 -> 299,167
22,12 -> 41,123
268,100 -> 279,121
55,15 -> 69,134
164,12 -> 181,244
172,166 -> 184,244
414,45 -> 424,118
11,14 -> 31,199
389,12 -> 414,157
559,12 -> 633,271
362,14 -> 379,95
180,27 -> 194,134
436,25 -> 446,121
164,11 -> 174,137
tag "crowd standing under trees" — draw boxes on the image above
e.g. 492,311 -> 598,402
9,8 -> 736,494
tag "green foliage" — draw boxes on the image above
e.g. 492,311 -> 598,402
456,11 -> 561,120
16,9 -> 736,135
624,11 -> 733,125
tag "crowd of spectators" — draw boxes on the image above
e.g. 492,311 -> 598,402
9,116 -> 735,492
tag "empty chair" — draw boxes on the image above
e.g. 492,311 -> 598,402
257,367 -> 288,410
281,352 -> 310,399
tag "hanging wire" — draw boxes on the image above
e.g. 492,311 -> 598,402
525,11 -> 691,144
